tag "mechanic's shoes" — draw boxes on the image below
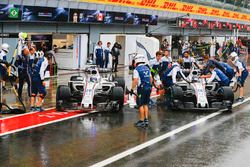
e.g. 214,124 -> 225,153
35,107 -> 44,112
134,120 -> 145,127
144,119 -> 149,127
236,97 -> 244,102
30,106 -> 36,112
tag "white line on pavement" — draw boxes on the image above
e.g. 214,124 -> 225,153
90,97 -> 250,167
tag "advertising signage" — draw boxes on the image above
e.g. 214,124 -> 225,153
22,6 -> 69,22
178,18 -> 250,31
134,14 -> 158,25
68,9 -> 158,25
78,0 -> 250,22
104,12 -> 134,24
0,4 -> 22,21
0,4 -> 158,26
69,9 -> 105,23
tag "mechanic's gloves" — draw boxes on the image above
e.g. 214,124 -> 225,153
41,80 -> 46,87
237,77 -> 242,87
0,60 -> 10,67
130,89 -> 134,96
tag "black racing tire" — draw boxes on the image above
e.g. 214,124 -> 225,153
111,86 -> 124,112
56,85 -> 71,111
166,86 -> 183,110
170,86 -> 183,100
218,86 -> 234,103
114,78 -> 125,91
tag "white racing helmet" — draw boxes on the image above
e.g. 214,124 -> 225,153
133,53 -> 147,65
1,43 -> 9,53
230,52 -> 238,64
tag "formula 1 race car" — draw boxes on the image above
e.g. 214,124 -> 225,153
56,66 -> 125,112
165,69 -> 234,111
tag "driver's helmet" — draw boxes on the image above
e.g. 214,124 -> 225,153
90,76 -> 98,82
90,69 -> 97,75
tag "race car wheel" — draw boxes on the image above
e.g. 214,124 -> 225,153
111,86 -> 124,112
166,86 -> 183,110
114,78 -> 125,91
217,86 -> 234,111
217,87 -> 234,102
56,85 -> 71,111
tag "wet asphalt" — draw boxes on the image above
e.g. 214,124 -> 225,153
0,69 -> 250,167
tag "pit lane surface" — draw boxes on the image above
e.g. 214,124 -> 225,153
0,70 -> 250,167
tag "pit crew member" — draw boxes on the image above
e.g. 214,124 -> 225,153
182,51 -> 199,69
131,54 -> 152,127
94,41 -> 104,68
160,50 -> 172,74
161,57 -> 188,88
201,55 -> 226,75
230,52 -> 249,102
206,64 -> 230,86
30,52 -> 51,111
15,47 -> 31,98
0,43 -> 10,89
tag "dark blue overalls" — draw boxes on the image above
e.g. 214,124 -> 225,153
214,68 -> 230,86
236,60 -> 249,87
95,47 -> 104,68
161,65 -> 178,88
202,59 -> 226,75
104,48 -> 110,68
31,57 -> 47,97
15,54 -> 31,97
135,65 -> 152,107
220,62 -> 235,81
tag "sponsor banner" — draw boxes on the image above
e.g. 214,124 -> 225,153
22,6 -> 69,22
69,9 -> 105,23
69,9 -> 158,25
134,13 -> 158,25
104,12 -> 134,24
0,4 -> 22,21
179,18 -> 250,31
78,0 -> 250,22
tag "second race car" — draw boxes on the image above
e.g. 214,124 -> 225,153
56,66 -> 125,112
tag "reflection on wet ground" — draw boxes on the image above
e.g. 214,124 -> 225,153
0,69 -> 250,167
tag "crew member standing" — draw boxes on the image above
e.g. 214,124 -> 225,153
30,52 -> 51,111
160,50 -> 172,77
111,42 -> 121,72
15,47 -> 31,98
94,41 -> 104,68
103,42 -> 111,68
230,52 -> 249,102
131,54 -> 152,127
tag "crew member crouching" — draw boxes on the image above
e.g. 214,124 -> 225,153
206,64 -> 230,86
30,52 -> 51,112
161,57 -> 187,88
